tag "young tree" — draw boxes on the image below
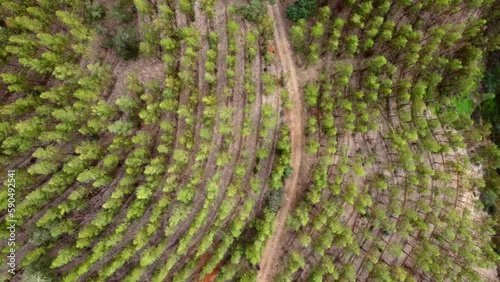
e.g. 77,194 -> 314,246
344,35 -> 359,57
290,20 -> 307,52
236,0 -> 265,23
310,22 -> 324,40
304,83 -> 319,106
286,0 -> 317,22
51,247 -> 79,268
327,18 -> 345,54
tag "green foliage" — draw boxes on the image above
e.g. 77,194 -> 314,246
56,11 -> 93,42
111,27 -> 139,60
109,1 -> 136,23
452,96 -> 475,115
286,0 -> 317,22
179,0 -> 194,17
290,20 -> 307,52
480,51 -> 500,139
237,0 -> 265,23
85,2 -> 105,21
344,35 -> 359,56
51,247 -> 79,268
22,256 -> 55,282
133,0 -> 152,14
304,83 -> 319,106
310,22 -> 324,40
1,0 -> 498,280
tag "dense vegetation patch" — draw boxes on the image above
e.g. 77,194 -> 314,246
286,0 -> 317,22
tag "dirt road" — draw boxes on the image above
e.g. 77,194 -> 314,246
257,4 -> 304,281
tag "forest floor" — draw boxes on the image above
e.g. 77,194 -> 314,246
257,3 -> 304,282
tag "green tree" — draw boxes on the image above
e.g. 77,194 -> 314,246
307,43 -> 320,64
51,247 -> 79,268
304,83 -> 319,106
133,0 -> 152,14
344,35 -> 358,57
290,20 -> 306,52
339,264 -> 356,281
286,0 -> 317,22
179,0 -> 193,17
112,27 -> 139,60
327,18 -> 345,54
317,6 -> 331,23
236,0 -> 265,23
310,22 -> 324,40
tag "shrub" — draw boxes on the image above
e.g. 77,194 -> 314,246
286,0 -> 317,22
267,188 -> 284,212
22,259 -> 55,282
112,27 -> 139,60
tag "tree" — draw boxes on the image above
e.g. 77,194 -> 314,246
133,0 -> 152,15
75,141 -> 102,161
343,182 -> 358,205
51,247 -> 79,268
108,120 -> 134,135
349,13 -> 364,28
304,83 -> 319,106
339,264 -> 356,281
245,31 -> 258,59
379,20 -> 396,42
56,11 -> 93,42
288,251 -> 305,272
290,21 -> 306,52
116,96 -> 140,115
286,0 -> 317,22
365,55 -> 387,71
179,0 -> 193,17
361,38 -> 375,52
112,27 -> 139,60
307,138 -> 320,154
317,6 -> 331,23
27,158 -> 59,175
327,18 -> 345,54
371,263 -> 391,281
365,16 -> 384,38
344,35 -> 358,57
236,0 -> 265,23
307,43 -> 320,64
258,15 -> 275,41
1,72 -> 29,93
335,62 -> 353,86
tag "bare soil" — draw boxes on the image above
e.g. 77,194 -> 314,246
257,4 -> 304,281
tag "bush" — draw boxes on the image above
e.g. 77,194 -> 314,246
481,187 -> 498,214
21,250 -> 56,281
237,0 -> 265,23
112,27 -> 139,60
286,0 -> 317,22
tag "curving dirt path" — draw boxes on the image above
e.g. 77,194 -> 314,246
257,4 -> 304,282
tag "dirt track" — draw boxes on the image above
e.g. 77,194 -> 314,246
257,4 -> 304,281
